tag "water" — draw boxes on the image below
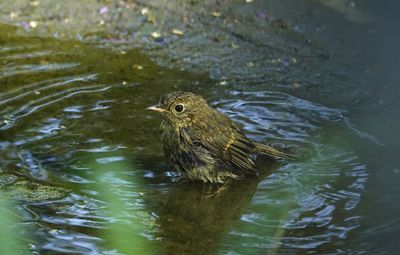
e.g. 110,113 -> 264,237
0,1 -> 400,254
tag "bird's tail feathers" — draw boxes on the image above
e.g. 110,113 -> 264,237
254,142 -> 297,160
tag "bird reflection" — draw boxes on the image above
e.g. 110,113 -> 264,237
155,158 -> 278,255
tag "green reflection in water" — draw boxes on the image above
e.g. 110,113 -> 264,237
0,195 -> 24,255
90,156 -> 155,255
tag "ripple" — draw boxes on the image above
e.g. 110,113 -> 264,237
0,84 -> 111,131
41,230 -> 103,255
1,50 -> 54,60
0,74 -> 97,108
221,144 -> 368,252
17,150 -> 48,181
0,63 -> 80,79
213,90 -> 345,142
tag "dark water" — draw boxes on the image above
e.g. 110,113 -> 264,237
1,1 -> 399,254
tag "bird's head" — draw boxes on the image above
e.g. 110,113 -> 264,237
146,91 -> 209,126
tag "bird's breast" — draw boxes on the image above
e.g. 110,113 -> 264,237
160,121 -> 207,170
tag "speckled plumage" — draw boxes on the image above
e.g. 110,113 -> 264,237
147,91 -> 290,183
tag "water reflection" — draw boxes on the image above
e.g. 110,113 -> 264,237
157,161 -> 276,255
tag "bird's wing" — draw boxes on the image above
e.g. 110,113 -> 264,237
189,110 -> 257,173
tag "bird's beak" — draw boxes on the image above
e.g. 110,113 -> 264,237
146,104 -> 165,112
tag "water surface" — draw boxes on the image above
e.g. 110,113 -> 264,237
0,2 -> 399,253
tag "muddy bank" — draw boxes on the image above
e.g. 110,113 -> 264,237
0,0 -> 377,106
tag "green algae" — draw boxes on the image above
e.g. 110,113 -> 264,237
1,174 -> 69,201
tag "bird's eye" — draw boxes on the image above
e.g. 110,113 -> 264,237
174,104 -> 184,113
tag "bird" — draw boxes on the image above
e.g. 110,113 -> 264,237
147,91 -> 292,183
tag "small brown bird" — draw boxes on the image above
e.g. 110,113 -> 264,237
147,91 -> 291,183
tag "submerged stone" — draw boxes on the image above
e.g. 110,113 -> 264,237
1,175 -> 70,202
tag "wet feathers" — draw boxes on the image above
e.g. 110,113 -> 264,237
147,91 -> 291,183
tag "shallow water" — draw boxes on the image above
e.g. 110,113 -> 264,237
0,1 -> 399,254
